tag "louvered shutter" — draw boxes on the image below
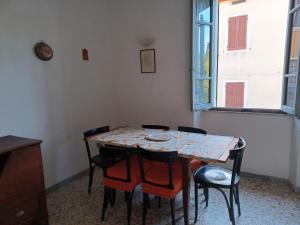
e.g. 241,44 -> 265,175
225,82 -> 245,107
228,17 -> 238,50
237,15 -> 248,49
227,15 -> 247,51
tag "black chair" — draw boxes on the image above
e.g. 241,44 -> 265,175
178,126 -> 208,173
100,146 -> 139,225
137,147 -> 183,225
142,125 -> 170,131
83,126 -> 110,194
193,138 -> 246,225
178,126 -> 207,135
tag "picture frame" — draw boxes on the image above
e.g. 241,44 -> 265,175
140,49 -> 156,73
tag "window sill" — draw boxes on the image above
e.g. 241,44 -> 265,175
209,107 -> 290,116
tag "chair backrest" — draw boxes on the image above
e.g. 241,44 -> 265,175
229,137 -> 246,185
100,145 -> 135,183
83,126 -> 110,163
142,125 -> 170,131
137,146 -> 178,190
177,126 -> 207,135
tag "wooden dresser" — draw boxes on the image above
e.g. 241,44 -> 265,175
0,136 -> 49,225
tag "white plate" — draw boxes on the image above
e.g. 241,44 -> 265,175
145,133 -> 171,142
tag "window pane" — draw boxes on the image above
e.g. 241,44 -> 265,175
293,8 -> 300,27
293,0 -> 300,8
289,59 -> 298,74
196,0 -> 211,22
192,0 -> 216,110
195,25 -> 211,77
195,79 -> 211,104
288,11 -> 300,73
285,76 -> 297,107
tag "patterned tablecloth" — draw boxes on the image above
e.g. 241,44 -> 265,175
89,127 -> 239,162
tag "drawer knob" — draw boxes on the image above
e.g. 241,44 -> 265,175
16,210 -> 25,218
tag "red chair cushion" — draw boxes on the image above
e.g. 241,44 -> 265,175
191,159 -> 207,172
141,163 -> 183,199
155,159 -> 205,173
103,156 -> 144,191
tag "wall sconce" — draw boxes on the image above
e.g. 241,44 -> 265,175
137,36 -> 155,47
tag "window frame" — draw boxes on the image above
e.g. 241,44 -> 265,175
191,0 -> 219,111
282,0 -> 300,116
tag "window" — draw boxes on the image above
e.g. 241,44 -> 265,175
191,0 -> 300,116
282,0 -> 300,116
227,15 -> 248,51
225,82 -> 245,107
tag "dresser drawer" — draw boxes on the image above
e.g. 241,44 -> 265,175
0,198 -> 40,225
0,145 -> 44,200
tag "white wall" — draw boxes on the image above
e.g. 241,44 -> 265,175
290,118 -> 300,188
110,0 -> 194,128
0,0 -> 115,188
198,111 -> 292,179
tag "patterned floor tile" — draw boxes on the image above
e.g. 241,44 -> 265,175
47,170 -> 300,225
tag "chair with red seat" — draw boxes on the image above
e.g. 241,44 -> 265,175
100,146 -> 139,225
177,126 -> 208,172
177,126 -> 209,210
83,126 -> 110,194
137,147 -> 183,225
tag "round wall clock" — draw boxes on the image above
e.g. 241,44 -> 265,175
34,42 -> 53,61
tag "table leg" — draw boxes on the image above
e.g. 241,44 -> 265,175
182,158 -> 191,225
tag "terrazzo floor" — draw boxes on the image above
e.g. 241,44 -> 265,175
47,170 -> 300,225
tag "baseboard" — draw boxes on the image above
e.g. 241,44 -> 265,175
241,171 -> 300,194
46,169 -> 89,194
240,171 -> 288,184
287,181 -> 300,194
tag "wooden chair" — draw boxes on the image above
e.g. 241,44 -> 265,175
83,126 -> 110,194
100,146 -> 141,225
142,125 -> 170,131
177,126 -> 208,172
138,147 -> 183,225
193,138 -> 246,225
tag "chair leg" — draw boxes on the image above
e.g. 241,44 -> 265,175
109,188 -> 116,207
204,187 -> 209,207
127,189 -> 135,225
88,166 -> 95,194
236,185 -> 241,216
101,186 -> 109,221
194,182 -> 199,224
158,197 -> 161,208
170,199 -> 176,225
230,188 -> 236,225
125,191 -> 129,201
142,193 -> 148,225
147,194 -> 151,209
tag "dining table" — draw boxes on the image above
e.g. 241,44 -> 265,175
88,126 -> 239,225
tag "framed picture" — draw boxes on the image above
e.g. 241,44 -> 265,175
140,49 -> 156,73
